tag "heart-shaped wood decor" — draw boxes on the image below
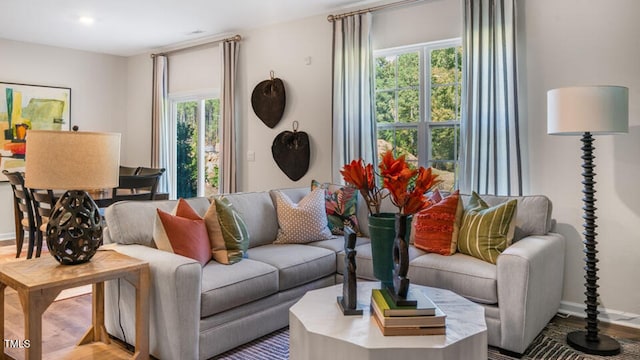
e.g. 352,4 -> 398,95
271,127 -> 310,181
251,77 -> 286,128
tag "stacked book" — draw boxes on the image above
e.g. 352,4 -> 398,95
370,288 -> 446,336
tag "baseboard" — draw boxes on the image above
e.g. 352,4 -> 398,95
0,232 -> 15,241
559,301 -> 640,329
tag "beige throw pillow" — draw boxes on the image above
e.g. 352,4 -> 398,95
273,189 -> 334,244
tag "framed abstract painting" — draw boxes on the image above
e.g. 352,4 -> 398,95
0,82 -> 71,181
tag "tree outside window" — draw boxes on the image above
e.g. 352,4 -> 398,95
174,96 -> 220,198
374,40 -> 462,191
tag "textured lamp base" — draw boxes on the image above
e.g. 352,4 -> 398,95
46,190 -> 103,265
567,331 -> 620,356
567,133 -> 621,357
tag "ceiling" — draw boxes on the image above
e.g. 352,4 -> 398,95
0,0 -> 389,57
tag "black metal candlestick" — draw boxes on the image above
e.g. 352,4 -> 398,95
566,132 -> 620,356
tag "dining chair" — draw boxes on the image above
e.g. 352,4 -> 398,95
29,188 -> 56,258
135,166 -> 165,177
128,166 -> 165,195
3,170 -> 37,258
119,165 -> 140,176
112,174 -> 162,202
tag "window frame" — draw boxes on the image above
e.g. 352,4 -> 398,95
373,38 -> 461,182
169,89 -> 220,198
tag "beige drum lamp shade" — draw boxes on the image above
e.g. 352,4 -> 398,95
25,130 -> 121,190
547,86 -> 629,135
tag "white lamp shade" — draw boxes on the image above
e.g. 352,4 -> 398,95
24,130 -> 121,190
547,86 -> 629,135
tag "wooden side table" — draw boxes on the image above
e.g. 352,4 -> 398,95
0,250 -> 149,360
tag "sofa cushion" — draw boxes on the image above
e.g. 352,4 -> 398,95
221,191 -> 279,248
460,193 -> 553,241
200,259 -> 279,317
413,190 -> 463,255
311,180 -> 361,235
153,199 -> 212,266
208,197 -> 249,264
336,242 -> 426,280
458,193 -> 517,264
272,189 -> 334,244
408,252 -> 498,304
105,197 -> 211,247
247,244 -> 336,291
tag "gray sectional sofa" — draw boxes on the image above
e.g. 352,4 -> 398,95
102,187 -> 565,359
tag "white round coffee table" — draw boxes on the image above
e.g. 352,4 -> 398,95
289,282 -> 487,360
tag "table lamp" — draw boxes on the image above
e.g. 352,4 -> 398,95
547,85 -> 628,356
25,128 -> 121,265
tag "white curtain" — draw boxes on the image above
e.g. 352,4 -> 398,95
459,0 -> 523,196
151,55 -> 170,194
331,12 -> 375,183
220,39 -> 239,193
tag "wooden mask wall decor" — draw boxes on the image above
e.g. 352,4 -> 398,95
251,71 -> 286,128
271,121 -> 310,181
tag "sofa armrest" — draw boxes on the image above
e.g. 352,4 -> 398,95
496,233 -> 565,354
103,244 -> 202,360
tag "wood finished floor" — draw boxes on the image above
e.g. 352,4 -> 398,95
1,240 -> 638,358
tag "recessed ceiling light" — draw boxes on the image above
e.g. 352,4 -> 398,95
79,16 -> 95,25
189,29 -> 205,35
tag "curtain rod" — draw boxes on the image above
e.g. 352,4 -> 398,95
151,34 -> 241,58
327,0 -> 425,21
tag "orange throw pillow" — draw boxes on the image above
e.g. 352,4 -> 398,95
153,198 -> 212,266
413,190 -> 463,256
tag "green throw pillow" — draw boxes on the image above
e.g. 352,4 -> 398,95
211,197 -> 250,263
457,192 -> 517,264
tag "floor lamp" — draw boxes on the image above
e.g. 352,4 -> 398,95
547,85 -> 628,356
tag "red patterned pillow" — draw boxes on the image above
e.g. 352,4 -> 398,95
153,198 -> 212,266
413,190 -> 463,256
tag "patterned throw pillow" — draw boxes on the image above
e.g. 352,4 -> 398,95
457,192 -> 518,264
208,197 -> 250,264
311,180 -> 360,235
273,188 -> 334,244
153,198 -> 212,266
413,190 -> 463,256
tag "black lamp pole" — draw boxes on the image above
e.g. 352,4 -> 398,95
566,132 -> 620,356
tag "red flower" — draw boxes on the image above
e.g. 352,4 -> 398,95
341,159 -> 384,215
379,150 -> 440,215
341,150 -> 440,216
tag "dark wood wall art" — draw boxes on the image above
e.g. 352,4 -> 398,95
271,121 -> 310,181
251,71 -> 286,128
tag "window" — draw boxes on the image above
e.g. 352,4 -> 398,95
374,39 -> 462,191
171,93 -> 221,198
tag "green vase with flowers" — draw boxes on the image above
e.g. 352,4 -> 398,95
341,150 -> 440,292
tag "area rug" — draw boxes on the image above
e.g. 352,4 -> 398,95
0,243 -> 92,300
214,319 -> 640,360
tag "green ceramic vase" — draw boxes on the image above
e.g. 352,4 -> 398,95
368,213 -> 411,288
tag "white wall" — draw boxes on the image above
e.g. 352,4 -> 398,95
0,39 -> 127,239
522,0 -> 640,323
238,15 -> 333,191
